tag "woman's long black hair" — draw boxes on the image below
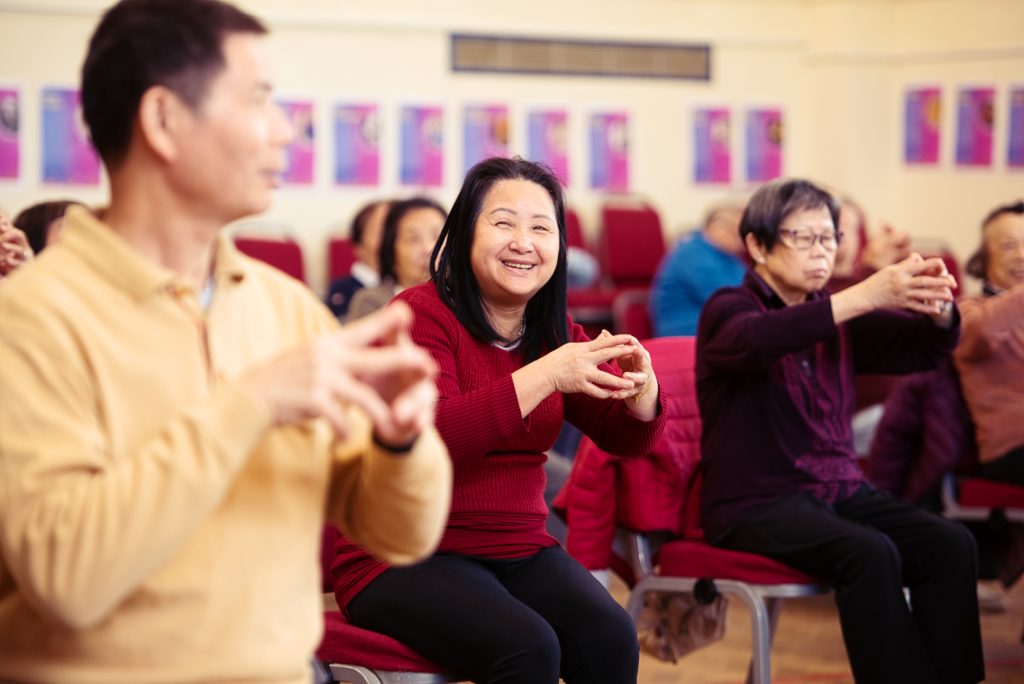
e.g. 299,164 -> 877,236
429,157 -> 569,362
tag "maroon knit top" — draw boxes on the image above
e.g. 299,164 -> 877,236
331,283 -> 666,611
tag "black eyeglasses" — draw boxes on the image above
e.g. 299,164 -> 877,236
778,228 -> 843,252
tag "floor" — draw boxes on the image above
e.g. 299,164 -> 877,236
616,576 -> 1024,684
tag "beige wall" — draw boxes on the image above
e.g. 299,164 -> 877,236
0,0 -> 1021,294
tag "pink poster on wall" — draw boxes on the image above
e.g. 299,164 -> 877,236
463,104 -> 509,175
400,105 -> 444,187
333,103 -> 380,186
0,88 -> 18,180
278,99 -> 314,185
955,86 -> 995,167
589,111 -> 629,192
904,87 -> 941,165
41,87 -> 100,185
1007,87 -> 1024,169
693,107 -> 731,184
527,109 -> 569,185
745,108 -> 783,183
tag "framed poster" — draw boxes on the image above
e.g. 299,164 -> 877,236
1007,87 -> 1024,168
399,105 -> 443,186
0,88 -> 19,180
333,103 -> 380,186
527,109 -> 569,185
746,108 -> 782,183
278,99 -> 315,185
955,86 -> 995,167
41,87 -> 100,185
463,104 -> 509,175
694,107 -> 731,184
904,86 -> 941,165
589,111 -> 629,192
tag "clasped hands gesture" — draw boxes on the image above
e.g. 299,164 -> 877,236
0,216 -> 33,281
238,302 -> 437,449
542,330 -> 659,418
857,252 -> 957,321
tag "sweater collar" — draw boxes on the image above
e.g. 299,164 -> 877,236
61,206 -> 249,302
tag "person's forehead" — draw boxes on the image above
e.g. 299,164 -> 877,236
781,206 -> 834,228
986,212 -> 1024,238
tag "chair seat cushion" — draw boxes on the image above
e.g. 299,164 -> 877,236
317,611 -> 447,673
959,478 -> 1024,508
658,540 -> 818,585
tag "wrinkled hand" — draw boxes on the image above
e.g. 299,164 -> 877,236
861,252 -> 956,315
0,221 -> 33,279
237,301 -> 437,447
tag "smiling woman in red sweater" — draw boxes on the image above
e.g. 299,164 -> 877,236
331,157 -> 665,684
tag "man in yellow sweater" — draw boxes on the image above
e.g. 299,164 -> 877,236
0,1 -> 451,682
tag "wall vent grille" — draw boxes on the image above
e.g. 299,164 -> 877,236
451,33 -> 710,81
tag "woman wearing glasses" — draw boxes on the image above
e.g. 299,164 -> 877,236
696,179 -> 984,684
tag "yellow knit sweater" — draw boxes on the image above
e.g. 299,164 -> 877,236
0,208 -> 450,683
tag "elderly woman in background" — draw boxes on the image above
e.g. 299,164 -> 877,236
13,199 -> 82,256
955,200 -> 1024,487
332,157 -> 665,684
696,178 -> 983,684
346,197 -> 446,322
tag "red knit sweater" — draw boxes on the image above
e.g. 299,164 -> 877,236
331,283 -> 666,610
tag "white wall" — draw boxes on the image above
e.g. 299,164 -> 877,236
0,0 -> 1021,294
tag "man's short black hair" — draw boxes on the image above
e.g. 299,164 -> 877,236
81,0 -> 266,168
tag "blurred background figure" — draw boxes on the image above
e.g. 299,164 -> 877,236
956,200 -> 1024,488
13,199 -> 82,255
829,196 -> 913,292
326,199 -> 391,318
0,210 -> 32,283
346,197 -> 446,322
650,199 -> 746,337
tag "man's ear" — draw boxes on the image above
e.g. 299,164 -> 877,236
745,232 -> 766,264
136,85 -> 188,163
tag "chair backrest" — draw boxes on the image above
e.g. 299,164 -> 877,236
327,236 -> 357,283
560,337 -> 702,546
611,290 -> 653,339
597,202 -> 666,288
565,207 -> 588,252
234,235 -> 306,283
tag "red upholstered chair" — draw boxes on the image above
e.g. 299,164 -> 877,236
567,201 -> 666,327
234,235 -> 307,284
316,525 -> 457,684
597,201 -> 666,291
565,207 -> 588,252
557,337 -> 827,684
326,236 -> 357,283
611,289 -> 652,339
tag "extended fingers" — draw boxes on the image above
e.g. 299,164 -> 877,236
333,301 -> 414,347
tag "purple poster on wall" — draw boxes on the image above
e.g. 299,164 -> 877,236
278,99 -> 314,185
463,104 -> 509,175
42,87 -> 100,185
904,87 -> 941,165
1007,87 -> 1024,168
589,112 -> 629,192
333,103 -> 380,186
745,108 -> 783,183
400,105 -> 443,187
0,88 -> 18,180
527,109 -> 569,185
693,107 -> 731,184
955,86 -> 995,167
